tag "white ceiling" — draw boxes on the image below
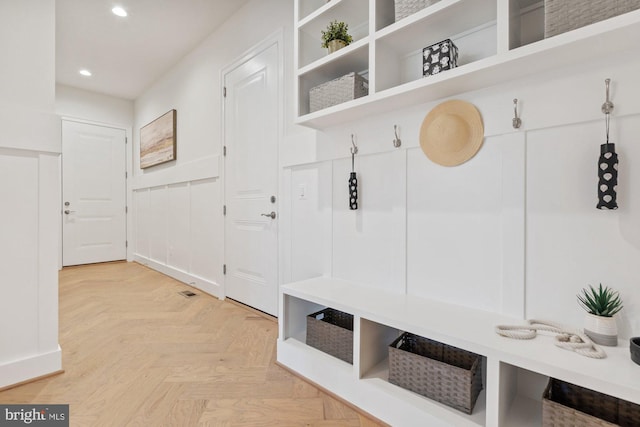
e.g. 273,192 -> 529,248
56,0 -> 250,100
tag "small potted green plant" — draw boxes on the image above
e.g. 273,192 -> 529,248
577,283 -> 623,346
321,20 -> 353,54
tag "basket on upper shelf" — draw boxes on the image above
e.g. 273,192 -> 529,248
545,0 -> 640,38
306,307 -> 354,364
394,0 -> 441,22
309,72 -> 369,113
388,332 -> 483,414
543,378 -> 640,426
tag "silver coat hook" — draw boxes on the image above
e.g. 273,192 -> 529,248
393,125 -> 401,148
350,134 -> 358,155
512,98 -> 522,129
602,78 -> 614,114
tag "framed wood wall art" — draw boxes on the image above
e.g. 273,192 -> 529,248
140,109 -> 176,168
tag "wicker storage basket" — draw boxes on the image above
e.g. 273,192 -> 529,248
309,72 -> 368,113
394,0 -> 440,22
542,378 -> 640,426
306,308 -> 353,364
545,0 -> 640,38
388,332 -> 483,414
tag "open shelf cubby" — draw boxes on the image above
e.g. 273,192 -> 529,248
298,0 -> 369,69
497,363 -> 548,427
294,0 -> 640,128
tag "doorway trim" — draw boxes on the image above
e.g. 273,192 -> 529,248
59,117 -> 131,269
220,28 -> 284,304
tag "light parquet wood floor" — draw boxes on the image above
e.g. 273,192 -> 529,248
0,262 -> 383,427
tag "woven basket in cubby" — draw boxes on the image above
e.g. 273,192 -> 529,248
394,0 -> 440,22
309,72 -> 368,113
388,332 -> 483,414
306,308 -> 354,364
545,0 -> 640,38
543,378 -> 640,426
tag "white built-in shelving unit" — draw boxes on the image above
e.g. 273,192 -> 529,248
277,278 -> 640,426
293,0 -> 640,128
285,1 -> 640,425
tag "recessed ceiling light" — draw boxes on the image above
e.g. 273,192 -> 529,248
112,6 -> 127,17
79,69 -> 92,77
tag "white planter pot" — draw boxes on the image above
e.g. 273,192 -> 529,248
584,313 -> 618,346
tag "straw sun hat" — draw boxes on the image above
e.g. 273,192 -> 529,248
419,100 -> 484,167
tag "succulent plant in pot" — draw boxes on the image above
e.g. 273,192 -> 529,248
321,20 -> 353,54
577,283 -> 623,346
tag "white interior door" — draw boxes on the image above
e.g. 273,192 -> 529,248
224,42 -> 279,316
62,120 -> 127,266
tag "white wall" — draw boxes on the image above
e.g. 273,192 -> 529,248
56,84 -> 134,129
285,51 -> 640,340
131,0 -> 296,297
0,0 -> 61,388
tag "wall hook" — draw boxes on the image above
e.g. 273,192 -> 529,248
602,78 -> 614,114
512,98 -> 522,129
350,134 -> 358,155
393,125 -> 402,148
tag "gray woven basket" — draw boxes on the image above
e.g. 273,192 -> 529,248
306,308 -> 353,364
309,72 -> 368,113
388,333 -> 483,414
542,378 -> 640,426
545,0 -> 640,38
394,0 -> 440,21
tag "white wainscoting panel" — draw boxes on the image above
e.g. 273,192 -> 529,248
38,153 -> 61,351
406,136 -> 509,313
332,151 -> 407,293
0,150 -> 39,359
526,115 -> 640,339
290,162 -> 333,281
148,186 -> 169,265
498,133 -> 526,318
167,183 -> 191,272
132,177 -> 221,298
134,189 -> 150,259
190,178 -> 220,283
0,149 -> 61,387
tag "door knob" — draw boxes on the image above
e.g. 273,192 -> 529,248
64,210 -> 76,215
261,211 -> 276,219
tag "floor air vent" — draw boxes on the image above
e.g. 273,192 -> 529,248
178,290 -> 197,298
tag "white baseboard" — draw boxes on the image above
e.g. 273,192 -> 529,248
132,255 -> 223,299
0,346 -> 62,389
